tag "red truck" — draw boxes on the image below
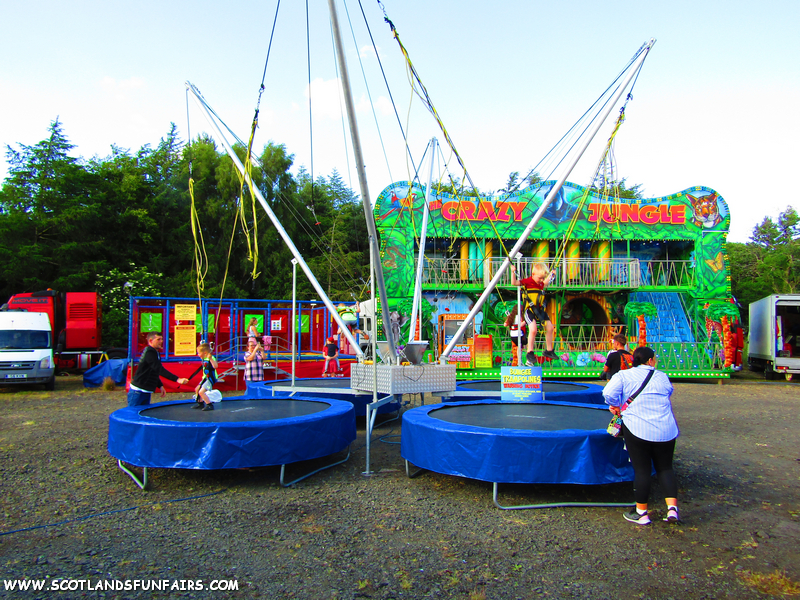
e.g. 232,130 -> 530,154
3,290 -> 123,369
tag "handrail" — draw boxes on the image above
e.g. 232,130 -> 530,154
421,257 -> 694,289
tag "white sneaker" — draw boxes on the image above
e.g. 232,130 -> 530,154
663,506 -> 680,523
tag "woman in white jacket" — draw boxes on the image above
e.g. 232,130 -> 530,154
603,346 -> 680,525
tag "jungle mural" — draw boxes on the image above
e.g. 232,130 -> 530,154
373,180 -> 736,378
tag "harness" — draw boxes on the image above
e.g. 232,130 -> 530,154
521,284 -> 546,311
189,358 -> 218,386
520,278 -> 549,325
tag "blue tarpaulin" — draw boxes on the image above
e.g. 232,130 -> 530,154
83,359 -> 128,388
108,398 -> 356,470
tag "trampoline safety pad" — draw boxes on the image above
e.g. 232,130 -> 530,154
401,400 -> 634,485
108,398 -> 356,470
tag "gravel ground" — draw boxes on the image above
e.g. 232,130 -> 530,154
1,374 -> 799,599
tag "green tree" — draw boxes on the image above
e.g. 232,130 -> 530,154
500,171 -> 542,194
501,172 -> 520,194
95,264 -> 165,347
0,118 -> 102,296
432,176 -> 482,198
727,242 -> 771,317
0,121 -> 193,300
0,122 -> 369,321
729,206 -> 800,322
326,169 -> 359,207
298,169 -> 367,300
750,206 -> 800,293
591,177 -> 644,200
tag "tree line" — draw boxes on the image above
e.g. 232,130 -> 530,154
2,119 -> 797,344
0,119 -> 370,346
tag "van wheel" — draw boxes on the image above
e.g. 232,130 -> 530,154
764,363 -> 777,381
44,376 -> 55,391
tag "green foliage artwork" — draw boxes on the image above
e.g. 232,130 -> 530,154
373,178 -> 740,376
374,180 -> 732,306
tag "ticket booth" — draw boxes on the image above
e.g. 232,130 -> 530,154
438,313 -> 474,369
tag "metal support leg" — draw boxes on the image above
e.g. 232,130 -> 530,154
118,460 -> 148,490
363,394 -> 398,476
279,446 -> 351,487
404,459 -> 426,479
492,482 -> 631,510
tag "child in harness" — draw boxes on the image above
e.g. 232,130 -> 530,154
510,262 -> 558,366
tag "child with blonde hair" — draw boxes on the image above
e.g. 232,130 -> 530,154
190,342 -> 221,411
510,262 -> 557,365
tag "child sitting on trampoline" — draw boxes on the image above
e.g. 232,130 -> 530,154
510,262 -> 558,366
322,336 -> 340,377
190,342 -> 222,411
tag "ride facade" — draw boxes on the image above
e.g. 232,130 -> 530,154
374,179 -> 740,379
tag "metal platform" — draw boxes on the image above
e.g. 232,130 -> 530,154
350,363 -> 457,395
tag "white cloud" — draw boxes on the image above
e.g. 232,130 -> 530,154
100,76 -> 146,92
373,95 -> 393,116
359,44 -> 382,60
304,77 -> 345,120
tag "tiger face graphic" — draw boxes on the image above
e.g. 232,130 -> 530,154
687,192 -> 722,229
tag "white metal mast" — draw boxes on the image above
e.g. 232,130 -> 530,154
408,138 -> 437,344
185,82 -> 364,358
328,0 -> 399,362
440,39 -> 656,360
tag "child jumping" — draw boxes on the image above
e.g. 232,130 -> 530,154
510,262 -> 558,366
190,342 -> 221,411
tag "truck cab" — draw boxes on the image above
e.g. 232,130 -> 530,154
0,311 -> 56,390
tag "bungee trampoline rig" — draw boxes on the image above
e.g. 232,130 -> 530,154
108,2 -> 716,510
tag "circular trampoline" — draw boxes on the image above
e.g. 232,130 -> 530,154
401,400 -> 633,485
246,378 -> 400,416
450,380 -> 605,405
109,398 -> 356,479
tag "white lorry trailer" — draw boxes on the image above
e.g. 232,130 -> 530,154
0,311 -> 56,390
748,294 -> 800,380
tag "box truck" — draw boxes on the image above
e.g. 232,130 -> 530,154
748,294 -> 800,380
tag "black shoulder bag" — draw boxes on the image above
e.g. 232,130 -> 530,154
607,369 -> 655,438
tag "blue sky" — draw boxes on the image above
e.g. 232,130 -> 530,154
1,0 -> 798,243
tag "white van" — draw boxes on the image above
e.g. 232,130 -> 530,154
0,311 -> 56,390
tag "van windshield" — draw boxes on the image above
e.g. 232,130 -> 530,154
0,330 -> 52,350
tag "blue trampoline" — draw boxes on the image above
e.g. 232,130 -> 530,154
245,378 -> 401,416
401,400 -> 634,509
108,398 -> 356,489
447,380 -> 605,405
